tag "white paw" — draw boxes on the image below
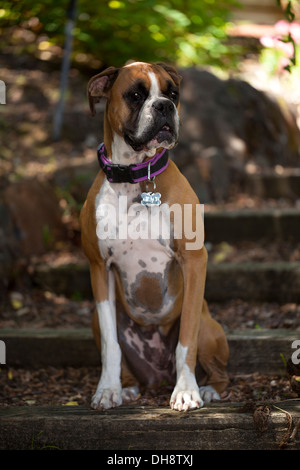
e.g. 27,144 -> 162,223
199,385 -> 220,405
91,386 -> 122,410
170,388 -> 204,411
122,386 -> 140,403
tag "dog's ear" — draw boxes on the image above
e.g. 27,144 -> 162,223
156,62 -> 182,87
87,66 -> 119,116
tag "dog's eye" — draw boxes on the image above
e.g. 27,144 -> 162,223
170,91 -> 178,102
124,82 -> 148,105
131,92 -> 143,102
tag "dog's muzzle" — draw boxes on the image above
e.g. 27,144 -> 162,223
124,98 -> 179,152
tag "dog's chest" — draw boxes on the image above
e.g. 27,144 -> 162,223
95,180 -> 176,323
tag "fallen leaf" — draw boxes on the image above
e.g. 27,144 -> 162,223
212,242 -> 234,264
17,307 -> 30,316
9,292 -> 24,310
64,401 -> 78,406
69,394 -> 82,401
11,299 -> 23,310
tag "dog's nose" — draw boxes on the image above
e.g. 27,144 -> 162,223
152,99 -> 174,116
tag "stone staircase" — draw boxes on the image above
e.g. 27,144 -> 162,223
1,205 -> 300,450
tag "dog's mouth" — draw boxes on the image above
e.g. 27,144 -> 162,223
124,123 -> 177,153
155,125 -> 173,142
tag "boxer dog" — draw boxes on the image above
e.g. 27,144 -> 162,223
80,61 -> 229,411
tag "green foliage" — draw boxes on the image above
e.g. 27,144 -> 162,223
0,0 -> 240,67
277,0 -> 296,23
276,0 -> 298,71
259,1 -> 300,77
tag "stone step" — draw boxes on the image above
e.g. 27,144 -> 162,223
245,170 -> 300,200
1,328 -> 298,376
204,208 -> 300,243
32,260 -> 300,303
205,261 -> 300,303
0,402 -> 299,450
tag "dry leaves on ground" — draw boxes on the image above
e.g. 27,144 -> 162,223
0,367 -> 297,407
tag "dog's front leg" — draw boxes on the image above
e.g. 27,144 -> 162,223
90,264 -> 122,410
170,248 -> 207,411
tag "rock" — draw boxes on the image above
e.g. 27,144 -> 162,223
2,179 -> 67,258
174,68 -> 300,202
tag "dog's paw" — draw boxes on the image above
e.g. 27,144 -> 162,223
122,385 -> 140,403
199,385 -> 220,405
91,386 -> 122,410
170,388 -> 204,412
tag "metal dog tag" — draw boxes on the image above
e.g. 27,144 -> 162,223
141,162 -> 161,206
141,192 -> 161,206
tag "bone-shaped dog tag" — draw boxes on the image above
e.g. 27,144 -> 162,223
141,192 -> 161,207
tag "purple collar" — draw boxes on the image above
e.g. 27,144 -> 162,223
97,143 -> 169,184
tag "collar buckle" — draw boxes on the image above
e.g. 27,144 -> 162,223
106,163 -> 134,184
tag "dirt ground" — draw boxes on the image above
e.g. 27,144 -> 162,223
0,365 -> 297,408
2,282 -> 300,331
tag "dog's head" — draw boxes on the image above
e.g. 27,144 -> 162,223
87,61 -> 182,153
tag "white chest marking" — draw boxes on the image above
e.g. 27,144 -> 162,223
95,178 -> 176,324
